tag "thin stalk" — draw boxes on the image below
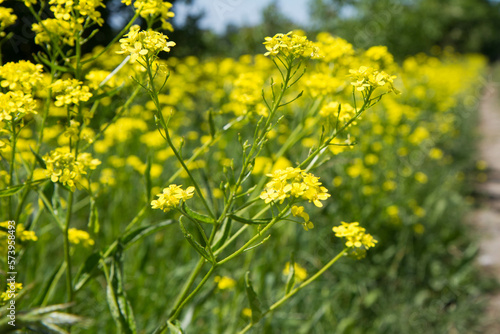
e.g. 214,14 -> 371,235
145,63 -> 215,219
8,121 -> 17,218
217,204 -> 290,265
167,258 -> 205,316
63,191 -> 75,302
168,265 -> 216,320
238,248 -> 348,334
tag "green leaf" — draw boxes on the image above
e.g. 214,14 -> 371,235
74,252 -> 101,291
114,259 -> 137,334
0,184 -> 25,197
182,202 -> 216,224
212,217 -> 233,251
245,272 -> 263,324
30,146 -> 47,169
179,217 -> 213,262
208,109 -> 216,138
120,220 -> 174,247
228,214 -> 271,225
88,198 -> 100,234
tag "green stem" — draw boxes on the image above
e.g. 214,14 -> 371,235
215,56 -> 294,231
217,203 -> 290,265
64,191 -> 75,302
145,62 -> 215,219
238,248 -> 348,334
8,121 -> 17,218
298,88 -> 373,170
168,258 -> 205,316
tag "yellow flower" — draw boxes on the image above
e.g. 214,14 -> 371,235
214,276 -> 236,290
0,91 -> 38,122
117,25 -> 175,63
283,262 -> 308,282
50,79 -> 92,107
332,222 -> 377,249
68,228 -> 95,247
43,147 -> 101,191
123,0 -> 175,31
0,283 -> 22,303
260,167 -> 330,207
263,31 -> 319,59
151,184 -> 195,213
349,66 -> 399,94
0,61 -> 43,92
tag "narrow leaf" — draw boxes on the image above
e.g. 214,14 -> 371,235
179,217 -> 212,262
74,253 -> 101,291
228,214 -> 271,225
0,184 -> 25,197
30,146 -> 47,169
120,220 -> 174,247
245,272 -> 263,324
208,109 -> 216,138
182,202 -> 216,224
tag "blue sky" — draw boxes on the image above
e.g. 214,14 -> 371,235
173,0 -> 310,33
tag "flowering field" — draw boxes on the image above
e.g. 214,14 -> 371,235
0,1 -> 492,333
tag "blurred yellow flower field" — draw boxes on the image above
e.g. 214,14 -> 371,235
0,0 -> 492,332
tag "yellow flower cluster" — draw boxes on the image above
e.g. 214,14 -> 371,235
68,228 -> 95,247
349,66 -> 398,93
32,19 -> 76,46
49,0 -> 104,26
117,25 -> 175,63
225,72 -> 267,116
0,5 -> 16,37
332,222 -> 377,249
151,184 -> 195,213
260,167 -> 330,207
263,31 -> 319,59
0,222 -> 38,242
314,33 -> 354,63
0,61 -> 44,93
0,90 -> 38,122
122,0 -> 175,31
32,0 -> 104,46
43,147 -> 101,191
0,283 -> 22,302
50,79 -> 92,107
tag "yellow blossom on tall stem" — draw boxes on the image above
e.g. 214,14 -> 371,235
117,25 -> 175,64
151,184 -> 195,213
333,222 -> 377,249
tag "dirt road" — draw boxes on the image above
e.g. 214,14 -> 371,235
476,79 -> 500,332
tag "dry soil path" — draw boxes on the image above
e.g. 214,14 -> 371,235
476,79 -> 500,332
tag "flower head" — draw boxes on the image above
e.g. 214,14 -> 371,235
151,184 -> 195,213
50,79 -> 92,107
349,66 -> 399,94
68,228 -> 95,247
0,91 -> 37,122
263,31 -> 319,59
260,167 -> 330,207
43,147 -> 101,191
117,25 -> 175,63
333,221 -> 377,249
